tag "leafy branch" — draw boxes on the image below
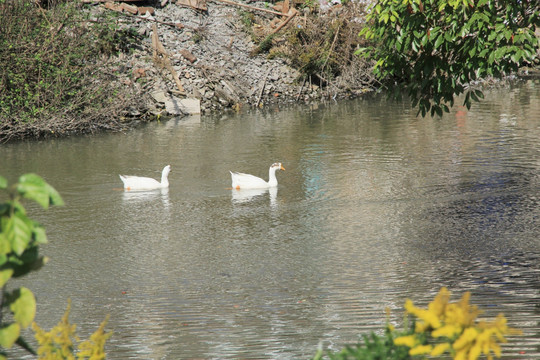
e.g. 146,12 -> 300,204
358,0 -> 540,117
0,174 -> 63,356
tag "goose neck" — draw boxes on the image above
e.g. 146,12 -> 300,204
268,167 -> 278,186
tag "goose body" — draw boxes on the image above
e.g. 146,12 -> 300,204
230,163 -> 285,190
120,165 -> 171,191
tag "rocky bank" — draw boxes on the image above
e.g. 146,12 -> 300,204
89,0 -> 373,117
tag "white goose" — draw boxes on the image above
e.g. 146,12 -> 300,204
230,163 -> 285,190
119,165 -> 171,191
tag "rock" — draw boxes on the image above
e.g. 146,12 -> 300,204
165,96 -> 201,115
151,90 -> 169,104
192,88 -> 203,99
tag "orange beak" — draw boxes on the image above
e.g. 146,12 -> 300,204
280,165 -> 285,171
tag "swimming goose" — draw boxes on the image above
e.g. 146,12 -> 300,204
119,165 -> 171,191
230,163 -> 285,190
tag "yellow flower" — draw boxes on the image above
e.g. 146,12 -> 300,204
399,288 -> 521,360
432,324 -> 462,338
428,287 -> 450,318
393,335 -> 417,348
33,300 -> 111,360
454,345 -> 472,360
469,342 -> 482,360
409,344 -> 432,356
430,342 -> 451,356
77,315 -> 112,360
453,327 -> 479,350
415,321 -> 431,333
443,292 -> 481,328
405,299 -> 442,330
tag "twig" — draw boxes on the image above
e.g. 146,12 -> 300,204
271,9 -> 297,35
211,0 -> 285,16
321,24 -> 340,73
152,24 -> 186,95
134,15 -> 185,30
296,77 -> 306,101
256,69 -> 271,107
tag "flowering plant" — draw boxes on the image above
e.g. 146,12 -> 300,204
32,300 -> 111,360
393,287 -> 521,360
313,287 -> 521,360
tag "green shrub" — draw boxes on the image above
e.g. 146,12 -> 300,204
0,174 -> 63,357
0,0 -> 142,141
359,0 -> 540,116
0,174 -> 111,359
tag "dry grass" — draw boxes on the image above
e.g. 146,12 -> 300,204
248,1 -> 376,96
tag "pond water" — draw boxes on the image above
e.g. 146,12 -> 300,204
2,80 -> 539,359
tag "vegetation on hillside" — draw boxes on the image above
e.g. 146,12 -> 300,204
0,0 -> 144,142
244,1 -> 378,97
1,0 -> 538,142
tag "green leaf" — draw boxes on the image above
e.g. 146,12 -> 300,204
0,323 -> 20,348
474,89 -> 484,99
16,174 -> 63,209
16,177 -> 49,209
0,269 -> 13,288
493,47 -> 506,60
44,183 -> 64,207
3,215 -> 31,256
0,177 -> 6,189
0,233 -> 11,256
434,34 -> 444,49
32,226 -> 47,245
9,287 -> 36,328
18,174 -> 46,189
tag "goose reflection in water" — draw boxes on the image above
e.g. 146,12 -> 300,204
231,187 -> 277,206
121,187 -> 170,208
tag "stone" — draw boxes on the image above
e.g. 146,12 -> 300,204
151,90 -> 169,103
165,96 -> 201,115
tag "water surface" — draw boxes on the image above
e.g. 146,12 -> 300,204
2,80 -> 539,359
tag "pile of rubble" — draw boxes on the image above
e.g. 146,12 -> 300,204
87,0 -> 327,117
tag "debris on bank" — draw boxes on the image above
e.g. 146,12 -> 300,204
85,0 -> 375,117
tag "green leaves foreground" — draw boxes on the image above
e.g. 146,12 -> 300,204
359,0 -> 540,117
0,174 -> 63,354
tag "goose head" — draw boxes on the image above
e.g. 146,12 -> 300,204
161,165 -> 171,184
270,163 -> 285,172
162,165 -> 171,176
267,162 -> 285,187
